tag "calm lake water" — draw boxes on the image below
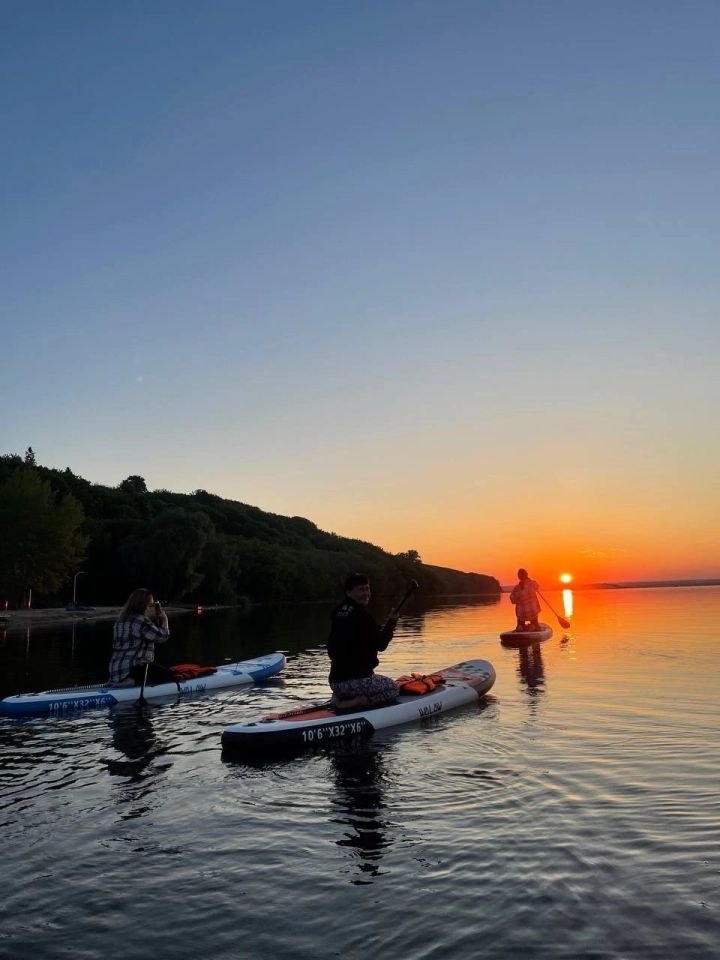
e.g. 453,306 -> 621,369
1,587 -> 718,960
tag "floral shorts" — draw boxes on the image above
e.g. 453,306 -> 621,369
330,674 -> 399,705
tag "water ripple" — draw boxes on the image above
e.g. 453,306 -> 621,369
1,592 -> 719,959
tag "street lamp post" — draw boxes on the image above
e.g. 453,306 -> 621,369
73,571 -> 85,605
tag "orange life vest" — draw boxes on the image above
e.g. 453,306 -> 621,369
395,672 -> 446,695
169,664 -> 217,681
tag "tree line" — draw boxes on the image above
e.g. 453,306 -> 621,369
0,451 -> 501,607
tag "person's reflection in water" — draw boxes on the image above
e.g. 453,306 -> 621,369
103,707 -> 171,820
329,742 -> 391,884
516,643 -> 546,715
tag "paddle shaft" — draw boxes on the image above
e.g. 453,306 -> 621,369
537,590 -> 571,629
138,662 -> 149,706
388,579 -> 420,620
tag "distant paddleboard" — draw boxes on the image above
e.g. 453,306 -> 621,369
500,623 -> 552,647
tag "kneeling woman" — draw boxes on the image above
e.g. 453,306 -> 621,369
108,588 -> 172,687
327,573 -> 399,710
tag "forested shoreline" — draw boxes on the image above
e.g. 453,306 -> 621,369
0,451 -> 501,607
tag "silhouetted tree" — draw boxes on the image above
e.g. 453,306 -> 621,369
0,469 -> 87,599
398,548 -> 422,564
121,508 -> 215,600
24,447 -> 36,466
0,454 -> 23,485
119,475 -> 148,495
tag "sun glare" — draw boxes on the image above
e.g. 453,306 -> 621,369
559,573 -> 573,584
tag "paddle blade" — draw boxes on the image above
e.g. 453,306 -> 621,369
537,590 -> 570,631
392,580 -> 420,616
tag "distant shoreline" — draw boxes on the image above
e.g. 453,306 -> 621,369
0,605 -> 222,632
2,581 -> 717,631
584,579 -> 720,590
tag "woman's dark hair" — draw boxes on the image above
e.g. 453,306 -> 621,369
118,588 -> 152,621
344,573 -> 369,592
517,568 -> 529,580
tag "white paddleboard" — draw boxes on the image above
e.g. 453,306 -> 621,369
499,623 -> 553,646
0,653 -> 286,717
221,658 -> 495,754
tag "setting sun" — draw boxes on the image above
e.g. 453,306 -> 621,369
560,573 -> 573,584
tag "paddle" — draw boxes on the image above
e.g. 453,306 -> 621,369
537,590 -> 571,630
138,663 -> 149,707
388,579 -> 420,620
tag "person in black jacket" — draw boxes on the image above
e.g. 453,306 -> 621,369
327,573 -> 399,710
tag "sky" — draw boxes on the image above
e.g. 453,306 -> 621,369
2,0 -> 719,586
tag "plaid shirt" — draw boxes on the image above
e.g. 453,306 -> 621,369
108,615 -> 170,683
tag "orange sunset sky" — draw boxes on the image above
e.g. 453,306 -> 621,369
3,5 -> 718,587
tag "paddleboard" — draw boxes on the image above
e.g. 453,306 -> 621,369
221,658 -> 495,754
0,653 -> 286,717
499,623 -> 552,647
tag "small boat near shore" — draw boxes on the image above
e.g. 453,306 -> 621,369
221,658 -> 495,755
0,653 -> 286,717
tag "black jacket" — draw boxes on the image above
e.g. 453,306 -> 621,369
327,599 -> 395,683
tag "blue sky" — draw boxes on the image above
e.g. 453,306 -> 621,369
2,1 -> 719,582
